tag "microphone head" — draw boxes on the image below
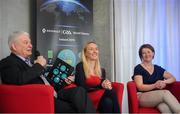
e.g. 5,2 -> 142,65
35,50 -> 40,59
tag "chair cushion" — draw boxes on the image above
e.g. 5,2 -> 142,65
139,107 -> 160,113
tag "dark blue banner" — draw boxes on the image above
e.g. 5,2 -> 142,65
36,0 -> 93,66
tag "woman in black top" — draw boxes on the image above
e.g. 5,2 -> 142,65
132,44 -> 180,113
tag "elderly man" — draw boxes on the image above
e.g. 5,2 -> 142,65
0,31 -> 95,113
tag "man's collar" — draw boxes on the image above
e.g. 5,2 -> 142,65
11,53 -> 29,61
16,55 -> 26,61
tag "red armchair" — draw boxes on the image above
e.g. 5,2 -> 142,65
88,82 -> 124,113
0,84 -> 54,113
127,81 -> 180,113
112,82 -> 124,112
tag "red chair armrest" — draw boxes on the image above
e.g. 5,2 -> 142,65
166,81 -> 180,102
127,81 -> 139,113
112,82 -> 124,113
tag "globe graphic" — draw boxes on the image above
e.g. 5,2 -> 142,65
40,0 -> 91,26
57,49 -> 76,67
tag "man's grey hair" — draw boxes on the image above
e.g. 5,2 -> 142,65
8,31 -> 30,49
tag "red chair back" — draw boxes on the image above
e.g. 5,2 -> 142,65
0,84 -> 54,113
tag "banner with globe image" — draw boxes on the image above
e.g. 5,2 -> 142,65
36,0 -> 93,67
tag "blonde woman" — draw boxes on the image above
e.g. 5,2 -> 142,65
75,41 -> 120,113
132,44 -> 180,113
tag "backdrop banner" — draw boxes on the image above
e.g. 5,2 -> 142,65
36,0 -> 93,67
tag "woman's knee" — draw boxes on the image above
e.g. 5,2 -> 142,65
104,89 -> 117,97
102,97 -> 113,105
158,89 -> 171,94
161,90 -> 173,98
70,87 -> 88,104
110,89 -> 117,95
163,90 -> 171,94
72,86 -> 86,93
76,86 -> 86,92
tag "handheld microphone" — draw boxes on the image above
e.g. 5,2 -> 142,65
35,50 -> 40,60
35,50 -> 40,57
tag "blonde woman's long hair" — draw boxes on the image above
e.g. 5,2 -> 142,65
81,42 -> 102,78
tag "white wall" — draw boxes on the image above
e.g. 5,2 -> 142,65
0,0 -> 30,59
93,0 -> 115,81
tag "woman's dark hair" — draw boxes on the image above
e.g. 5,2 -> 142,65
139,44 -> 155,60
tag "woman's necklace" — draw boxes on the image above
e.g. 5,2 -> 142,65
142,63 -> 154,75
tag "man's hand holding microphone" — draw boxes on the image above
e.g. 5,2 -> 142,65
34,50 -> 47,67
34,56 -> 47,67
